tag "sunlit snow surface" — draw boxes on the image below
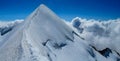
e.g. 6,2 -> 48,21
0,4 -> 120,61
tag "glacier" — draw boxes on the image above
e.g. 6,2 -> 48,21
0,4 -> 120,61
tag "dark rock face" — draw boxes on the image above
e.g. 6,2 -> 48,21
98,48 -> 112,58
87,48 -> 95,58
91,46 -> 112,58
0,26 -> 13,36
53,43 -> 67,49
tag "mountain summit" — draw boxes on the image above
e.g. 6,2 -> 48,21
0,4 -> 78,61
0,4 -> 120,61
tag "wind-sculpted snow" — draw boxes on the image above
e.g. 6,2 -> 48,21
0,4 -> 119,61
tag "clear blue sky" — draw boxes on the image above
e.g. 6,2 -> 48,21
0,0 -> 120,21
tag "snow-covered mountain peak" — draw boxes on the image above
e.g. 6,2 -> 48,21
25,4 -> 59,22
0,4 -> 75,61
0,4 -> 120,61
23,4 -> 74,43
38,4 -> 51,12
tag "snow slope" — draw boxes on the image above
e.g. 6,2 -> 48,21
0,20 -> 23,46
0,4 -> 120,61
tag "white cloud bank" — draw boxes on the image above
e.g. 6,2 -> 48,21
71,17 -> 120,54
0,19 -> 24,27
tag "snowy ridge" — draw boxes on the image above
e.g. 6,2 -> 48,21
0,4 -> 120,61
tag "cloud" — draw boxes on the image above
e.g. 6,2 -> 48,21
0,19 -> 24,36
71,17 -> 120,53
0,19 -> 24,27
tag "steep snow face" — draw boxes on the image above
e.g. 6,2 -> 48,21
0,4 -> 90,61
20,4 -> 76,61
24,4 -> 74,45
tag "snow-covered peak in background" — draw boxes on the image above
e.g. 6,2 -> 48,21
0,4 -> 120,61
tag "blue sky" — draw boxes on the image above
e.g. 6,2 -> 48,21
0,0 -> 120,21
